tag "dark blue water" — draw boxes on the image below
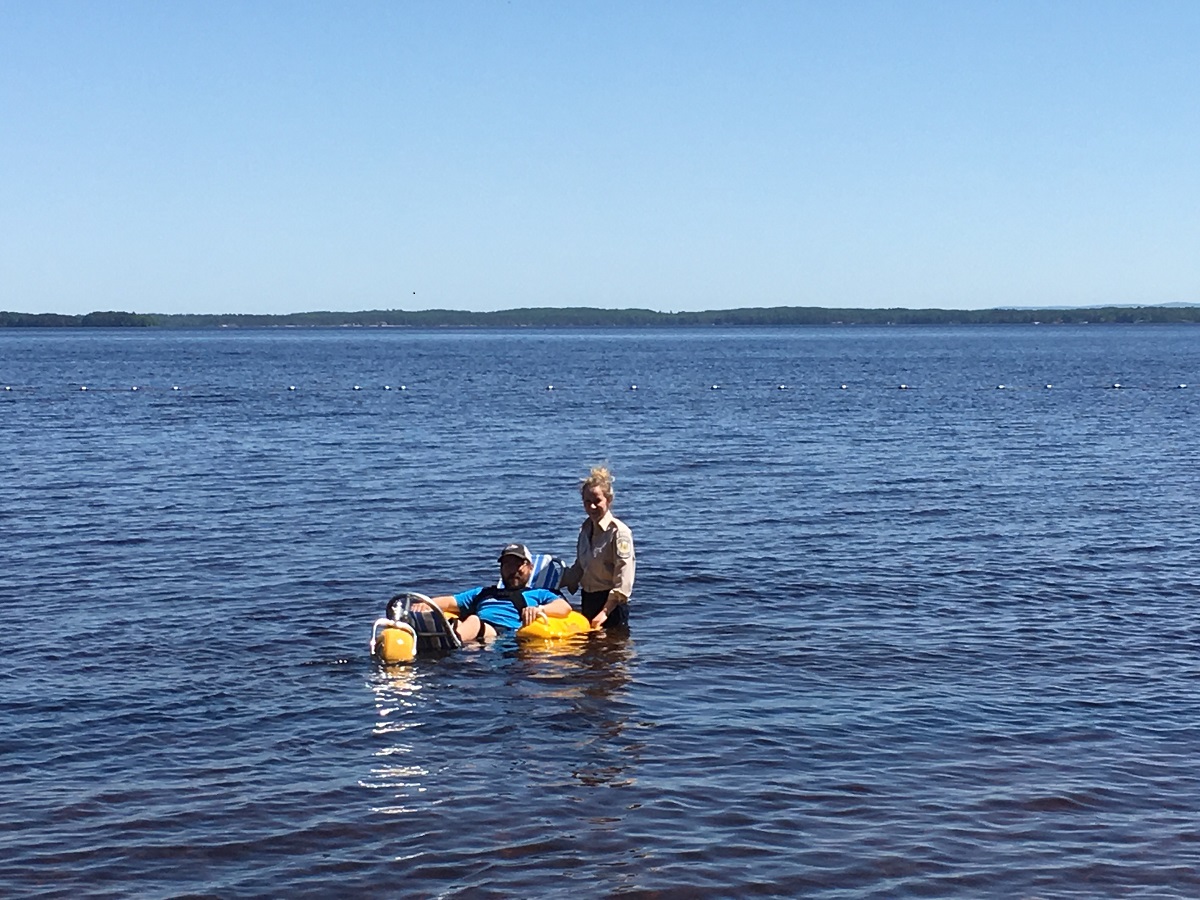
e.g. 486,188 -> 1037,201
4,326 -> 1200,897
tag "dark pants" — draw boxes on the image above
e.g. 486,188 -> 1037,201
581,590 -> 629,629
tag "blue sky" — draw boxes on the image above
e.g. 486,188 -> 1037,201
2,1 -> 1198,315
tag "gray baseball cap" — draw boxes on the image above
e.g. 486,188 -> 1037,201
498,543 -> 532,563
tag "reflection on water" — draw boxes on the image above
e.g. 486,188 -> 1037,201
363,664 -> 428,815
517,635 -> 639,788
363,634 -> 641,810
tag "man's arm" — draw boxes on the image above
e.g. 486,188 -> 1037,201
422,594 -> 461,616
519,595 -> 572,625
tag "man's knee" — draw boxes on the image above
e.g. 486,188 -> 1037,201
455,615 -> 482,642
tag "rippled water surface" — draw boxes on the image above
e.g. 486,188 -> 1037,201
4,326 -> 1200,897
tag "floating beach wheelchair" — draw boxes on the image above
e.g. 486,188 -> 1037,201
370,553 -> 591,664
369,592 -> 461,663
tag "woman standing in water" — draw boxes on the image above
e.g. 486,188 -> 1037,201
560,465 -> 635,629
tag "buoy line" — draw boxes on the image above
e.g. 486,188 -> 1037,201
0,382 -> 1194,395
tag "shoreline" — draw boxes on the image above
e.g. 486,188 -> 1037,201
4,304 -> 1200,329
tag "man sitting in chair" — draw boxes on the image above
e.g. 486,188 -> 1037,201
419,543 -> 573,642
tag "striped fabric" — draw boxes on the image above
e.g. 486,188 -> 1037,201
409,607 -> 462,652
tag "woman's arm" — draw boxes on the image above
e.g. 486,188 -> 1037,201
609,527 -> 635,603
559,522 -> 587,593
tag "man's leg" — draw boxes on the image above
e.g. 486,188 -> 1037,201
453,616 -> 498,642
455,615 -> 482,641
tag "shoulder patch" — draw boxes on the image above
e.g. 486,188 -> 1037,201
616,537 -> 633,559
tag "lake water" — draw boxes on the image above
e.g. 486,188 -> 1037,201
4,325 -> 1200,897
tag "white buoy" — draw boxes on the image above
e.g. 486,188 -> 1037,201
1045,384 -> 1053,389
172,385 -> 180,391
711,384 -> 720,390
131,385 -> 138,391
399,385 -> 407,391
4,386 -> 11,391
353,385 -> 361,391
288,385 -> 296,391
777,384 -> 787,390
1179,384 -> 1188,389
383,385 -> 391,391
630,384 -> 637,391
1112,383 -> 1121,389
840,384 -> 848,390
899,384 -> 909,390
547,384 -> 554,391
997,384 -> 1005,390
80,385 -> 87,391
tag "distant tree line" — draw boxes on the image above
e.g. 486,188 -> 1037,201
3,305 -> 1200,328
0,310 -> 157,327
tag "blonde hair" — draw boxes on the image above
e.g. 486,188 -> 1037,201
581,465 -> 615,503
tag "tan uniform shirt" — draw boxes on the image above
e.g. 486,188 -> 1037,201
562,513 -> 635,603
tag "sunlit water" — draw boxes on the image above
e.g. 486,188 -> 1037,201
4,325 -> 1200,897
